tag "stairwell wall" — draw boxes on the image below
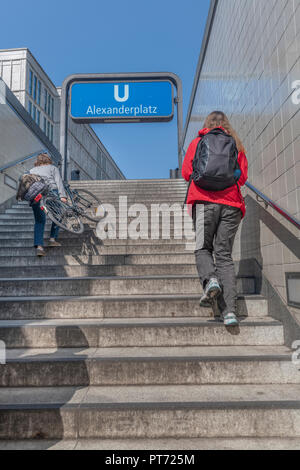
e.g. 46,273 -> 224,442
183,0 -> 300,326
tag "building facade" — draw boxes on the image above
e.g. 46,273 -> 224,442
184,0 -> 300,322
0,77 -> 62,210
0,48 -> 125,181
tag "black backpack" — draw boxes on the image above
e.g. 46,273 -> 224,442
192,128 -> 240,191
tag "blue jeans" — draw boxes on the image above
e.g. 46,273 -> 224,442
31,190 -> 60,247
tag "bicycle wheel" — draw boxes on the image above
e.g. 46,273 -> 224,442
70,188 -> 107,222
42,195 -> 84,234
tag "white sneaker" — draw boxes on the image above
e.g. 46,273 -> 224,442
223,312 -> 239,327
199,278 -> 221,307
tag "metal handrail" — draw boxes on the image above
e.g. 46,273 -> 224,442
245,181 -> 300,230
0,149 -> 60,173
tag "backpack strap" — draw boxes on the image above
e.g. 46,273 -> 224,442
205,128 -> 228,137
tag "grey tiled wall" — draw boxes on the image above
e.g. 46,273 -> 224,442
184,0 -> 300,318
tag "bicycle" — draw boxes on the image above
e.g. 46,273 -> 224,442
40,182 -> 107,234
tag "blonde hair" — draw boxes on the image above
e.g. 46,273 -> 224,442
34,153 -> 53,167
203,111 -> 246,153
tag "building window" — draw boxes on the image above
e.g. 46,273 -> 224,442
28,100 -> 32,115
32,105 -> 36,121
43,116 -> 47,134
37,110 -> 40,126
50,124 -> 53,142
47,120 -> 50,138
37,80 -> 41,105
47,93 -> 51,116
44,89 -> 48,112
33,75 -> 37,101
51,97 -> 54,120
28,70 -> 33,96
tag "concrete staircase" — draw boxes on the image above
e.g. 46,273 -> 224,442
0,179 -> 299,450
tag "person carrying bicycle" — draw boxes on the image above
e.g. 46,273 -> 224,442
29,153 -> 67,256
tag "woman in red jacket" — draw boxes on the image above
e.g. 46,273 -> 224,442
182,111 -> 248,326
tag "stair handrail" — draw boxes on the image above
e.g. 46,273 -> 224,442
0,149 -> 60,173
245,181 -> 300,230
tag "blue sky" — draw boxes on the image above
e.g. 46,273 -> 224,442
0,0 -> 210,179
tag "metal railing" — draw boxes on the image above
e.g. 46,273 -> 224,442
245,181 -> 300,230
0,150 -> 60,173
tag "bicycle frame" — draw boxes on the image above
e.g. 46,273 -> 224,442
64,183 -> 96,214
46,184 -> 82,215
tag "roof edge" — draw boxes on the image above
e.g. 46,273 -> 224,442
183,0 -> 219,145
0,47 -> 59,94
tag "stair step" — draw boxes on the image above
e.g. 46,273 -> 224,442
1,345 -> 296,387
0,275 -> 256,296
69,178 -> 186,185
0,264 -> 248,278
5,201 -> 186,214
0,253 -> 196,267
0,219 -> 192,227
0,214 -> 190,222
0,220 -> 53,226
0,239 -> 189,248
0,317 -> 283,348
0,225 -> 191,234
0,245 -> 197,256
0,233 -> 191,241
5,206 -> 188,217
9,195 -> 188,209
0,254 -> 256,269
0,294 -> 267,320
0,383 -> 299,439
0,215 -> 36,220
1,437 -> 299,450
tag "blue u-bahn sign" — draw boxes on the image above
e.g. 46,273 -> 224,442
70,80 -> 174,123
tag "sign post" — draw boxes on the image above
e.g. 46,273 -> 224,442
60,73 -> 183,181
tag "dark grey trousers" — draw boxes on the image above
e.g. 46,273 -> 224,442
193,202 -> 242,316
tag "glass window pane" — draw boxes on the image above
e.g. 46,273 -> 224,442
47,120 -> 50,137
43,116 -> 47,133
44,89 -> 47,112
33,76 -> 37,101
32,105 -> 36,121
47,94 -> 51,116
28,100 -> 32,115
37,110 -> 40,126
37,81 -> 41,105
28,70 -> 33,96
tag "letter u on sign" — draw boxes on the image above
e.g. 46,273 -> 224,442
114,84 -> 129,102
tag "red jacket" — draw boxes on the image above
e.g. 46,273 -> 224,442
182,127 -> 248,218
